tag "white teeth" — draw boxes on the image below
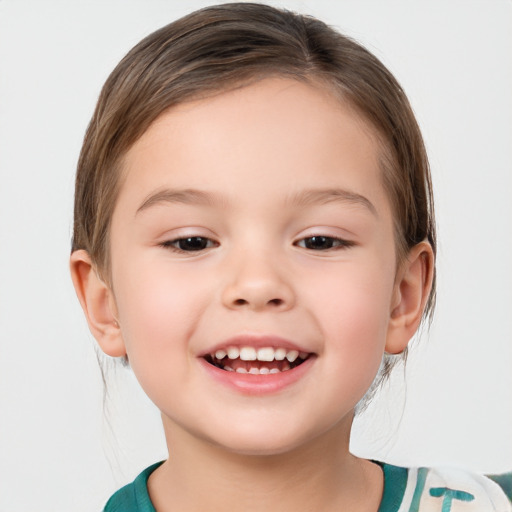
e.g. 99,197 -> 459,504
227,347 -> 240,359
239,347 -> 257,361
215,349 -> 227,359
274,348 -> 286,360
256,347 -> 274,362
227,366 -> 290,375
286,350 -> 299,362
213,345 -> 309,365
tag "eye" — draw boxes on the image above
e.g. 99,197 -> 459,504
161,236 -> 218,252
295,235 -> 354,251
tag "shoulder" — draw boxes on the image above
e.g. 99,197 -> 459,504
103,461 -> 164,512
379,462 -> 512,512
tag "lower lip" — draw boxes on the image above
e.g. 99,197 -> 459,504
199,356 -> 315,396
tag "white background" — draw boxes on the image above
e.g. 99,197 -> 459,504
0,1 -> 511,510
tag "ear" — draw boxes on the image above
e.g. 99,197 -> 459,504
70,250 -> 126,357
385,241 -> 434,354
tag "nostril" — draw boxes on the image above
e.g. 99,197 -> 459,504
231,297 -> 284,308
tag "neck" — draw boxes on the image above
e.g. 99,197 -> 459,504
148,416 -> 383,512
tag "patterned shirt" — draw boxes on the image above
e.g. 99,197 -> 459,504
104,461 -> 512,511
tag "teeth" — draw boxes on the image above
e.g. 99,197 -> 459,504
222,364 -> 296,375
245,367 -> 278,375
256,347 -> 274,361
215,349 -> 227,359
274,348 -> 286,360
213,346 -> 310,364
227,347 -> 240,359
239,346 -> 306,363
239,347 -> 257,361
286,350 -> 299,362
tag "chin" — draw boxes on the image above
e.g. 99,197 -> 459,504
218,439 -> 306,458
204,422 -> 330,459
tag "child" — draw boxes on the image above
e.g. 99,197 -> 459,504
69,3 -> 511,511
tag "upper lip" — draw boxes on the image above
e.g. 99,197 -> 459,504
198,333 -> 313,357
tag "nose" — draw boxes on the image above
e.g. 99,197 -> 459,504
221,251 -> 295,312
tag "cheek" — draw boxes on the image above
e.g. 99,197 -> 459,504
307,252 -> 394,329
306,259 -> 395,386
327,287 -> 390,356
112,260 -> 206,371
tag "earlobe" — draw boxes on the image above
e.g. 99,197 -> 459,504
385,241 -> 434,354
70,250 -> 126,357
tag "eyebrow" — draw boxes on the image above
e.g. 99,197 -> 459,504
136,188 -> 219,215
288,188 -> 377,216
136,186 -> 377,216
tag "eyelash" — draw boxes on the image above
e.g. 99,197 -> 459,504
160,236 -> 219,253
294,235 -> 355,251
160,235 -> 354,253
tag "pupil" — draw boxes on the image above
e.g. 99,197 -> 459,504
307,236 -> 332,249
180,237 -> 207,251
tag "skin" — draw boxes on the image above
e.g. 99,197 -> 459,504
71,78 -> 433,511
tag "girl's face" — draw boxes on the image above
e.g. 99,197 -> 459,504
108,78 -> 401,455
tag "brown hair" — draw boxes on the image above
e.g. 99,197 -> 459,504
73,2 -> 436,321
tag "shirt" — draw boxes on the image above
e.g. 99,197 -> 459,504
104,461 -> 512,511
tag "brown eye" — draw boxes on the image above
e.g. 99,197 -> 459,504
303,236 -> 334,250
296,236 -> 353,251
163,236 -> 217,252
179,237 -> 209,251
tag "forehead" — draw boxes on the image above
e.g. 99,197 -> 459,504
118,78 -> 389,216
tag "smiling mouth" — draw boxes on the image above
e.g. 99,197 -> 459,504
203,346 -> 311,375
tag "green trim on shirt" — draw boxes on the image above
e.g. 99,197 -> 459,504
488,473 -> 512,501
378,462 -> 408,512
104,461 -> 163,512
